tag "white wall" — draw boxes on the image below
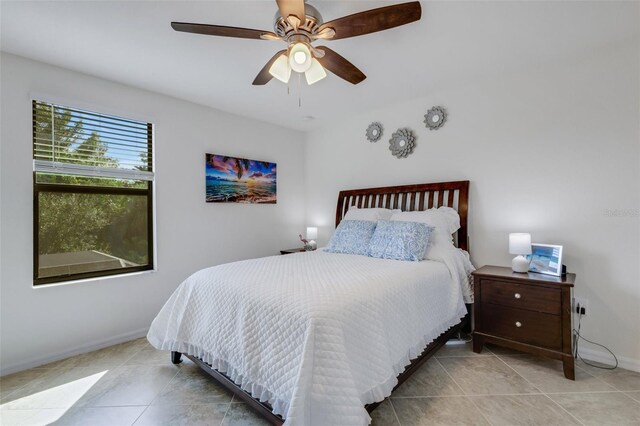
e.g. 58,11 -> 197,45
304,38 -> 640,368
0,53 -> 306,374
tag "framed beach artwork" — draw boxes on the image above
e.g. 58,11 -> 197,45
205,154 -> 277,204
526,243 -> 563,276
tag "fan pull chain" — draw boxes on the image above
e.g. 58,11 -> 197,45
298,73 -> 302,107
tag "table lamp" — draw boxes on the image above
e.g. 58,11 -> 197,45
306,227 -> 318,250
509,233 -> 531,273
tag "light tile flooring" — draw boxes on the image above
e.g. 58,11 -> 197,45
1,337 -> 639,425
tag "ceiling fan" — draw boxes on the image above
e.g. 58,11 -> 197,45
171,0 -> 422,86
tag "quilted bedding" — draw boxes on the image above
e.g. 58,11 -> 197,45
148,249 -> 473,425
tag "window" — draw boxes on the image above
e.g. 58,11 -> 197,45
33,100 -> 154,285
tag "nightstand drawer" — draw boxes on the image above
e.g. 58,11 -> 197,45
481,303 -> 562,350
481,279 -> 561,315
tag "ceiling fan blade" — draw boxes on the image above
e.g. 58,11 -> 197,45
253,50 -> 287,85
315,46 -> 366,85
276,0 -> 306,22
318,1 -> 421,40
171,22 -> 277,40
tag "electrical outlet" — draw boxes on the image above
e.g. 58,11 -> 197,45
573,297 -> 589,316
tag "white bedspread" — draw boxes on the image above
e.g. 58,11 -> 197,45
148,249 -> 472,425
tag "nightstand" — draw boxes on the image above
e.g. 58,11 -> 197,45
280,248 -> 306,255
472,265 -> 576,380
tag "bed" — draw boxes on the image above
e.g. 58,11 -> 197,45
148,180 -> 472,425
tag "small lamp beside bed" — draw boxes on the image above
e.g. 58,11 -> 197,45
306,227 -> 318,250
509,233 -> 532,273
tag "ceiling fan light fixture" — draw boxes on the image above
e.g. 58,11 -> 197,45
172,1 -> 422,86
293,51 -> 306,64
289,42 -> 312,73
305,58 -> 327,85
269,53 -> 291,83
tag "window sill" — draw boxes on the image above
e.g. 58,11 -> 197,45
32,268 -> 157,289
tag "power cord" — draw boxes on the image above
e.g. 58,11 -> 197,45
457,330 -> 473,343
445,331 -> 473,345
573,304 -> 618,370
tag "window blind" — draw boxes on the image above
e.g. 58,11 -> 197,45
33,100 -> 154,181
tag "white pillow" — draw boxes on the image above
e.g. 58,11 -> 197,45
390,209 -> 458,259
436,206 -> 461,234
343,207 -> 400,222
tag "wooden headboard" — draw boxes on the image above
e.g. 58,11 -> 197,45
336,181 -> 470,252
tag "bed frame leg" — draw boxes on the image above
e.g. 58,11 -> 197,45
171,351 -> 182,364
462,303 -> 473,334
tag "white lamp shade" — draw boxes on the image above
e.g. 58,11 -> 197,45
269,54 -> 291,83
289,43 -> 312,73
306,227 -> 318,240
509,233 -> 532,255
305,59 -> 327,85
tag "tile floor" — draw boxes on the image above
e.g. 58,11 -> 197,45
1,338 -> 639,425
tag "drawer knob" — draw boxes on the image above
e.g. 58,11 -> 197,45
514,293 -> 521,299
515,321 -> 522,328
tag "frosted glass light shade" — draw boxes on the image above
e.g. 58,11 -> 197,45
289,43 -> 312,73
306,227 -> 318,240
269,54 -> 291,83
305,59 -> 327,85
509,233 -> 532,255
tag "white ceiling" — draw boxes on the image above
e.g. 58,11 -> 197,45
1,1 -> 637,131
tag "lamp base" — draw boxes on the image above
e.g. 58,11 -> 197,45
512,255 -> 530,273
309,240 -> 317,250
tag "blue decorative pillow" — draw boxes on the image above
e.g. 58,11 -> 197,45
325,220 -> 378,256
368,220 -> 433,261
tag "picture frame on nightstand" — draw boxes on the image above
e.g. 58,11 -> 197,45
526,243 -> 563,276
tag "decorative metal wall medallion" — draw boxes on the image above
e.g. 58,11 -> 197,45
366,122 -> 383,142
424,106 -> 447,130
388,128 -> 415,158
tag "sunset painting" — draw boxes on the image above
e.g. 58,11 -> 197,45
205,154 -> 277,204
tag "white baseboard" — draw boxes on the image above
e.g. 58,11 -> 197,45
0,327 -> 149,376
3,327 -> 638,376
579,347 -> 640,373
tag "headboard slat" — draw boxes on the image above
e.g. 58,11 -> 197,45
427,192 -> 435,209
335,181 -> 470,252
